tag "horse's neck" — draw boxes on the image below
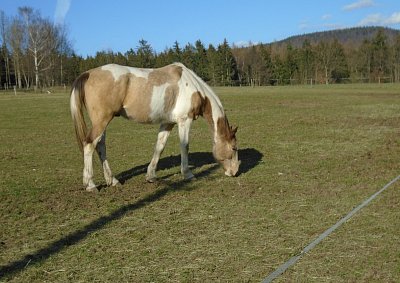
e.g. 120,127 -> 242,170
181,64 -> 226,142
203,93 -> 225,142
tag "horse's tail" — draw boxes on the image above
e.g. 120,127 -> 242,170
70,72 -> 89,152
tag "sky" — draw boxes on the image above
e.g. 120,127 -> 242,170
2,0 -> 400,57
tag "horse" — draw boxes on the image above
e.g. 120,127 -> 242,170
70,62 -> 240,192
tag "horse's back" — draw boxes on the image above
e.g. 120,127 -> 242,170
79,63 -> 210,124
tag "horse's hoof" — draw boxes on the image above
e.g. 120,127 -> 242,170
184,173 -> 195,181
111,177 -> 121,187
86,186 -> 99,192
146,177 -> 157,183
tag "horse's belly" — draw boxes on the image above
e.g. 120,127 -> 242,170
119,103 -> 173,124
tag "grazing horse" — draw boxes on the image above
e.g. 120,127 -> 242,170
70,63 -> 240,192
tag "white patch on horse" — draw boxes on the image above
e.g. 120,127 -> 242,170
101,64 -> 150,81
150,83 -> 170,122
172,78 -> 194,119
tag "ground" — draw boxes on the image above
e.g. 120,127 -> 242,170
0,84 -> 399,282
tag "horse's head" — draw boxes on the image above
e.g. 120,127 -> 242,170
214,117 -> 241,177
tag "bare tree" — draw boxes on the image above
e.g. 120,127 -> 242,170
0,10 -> 11,89
18,7 -> 60,90
8,16 -> 26,89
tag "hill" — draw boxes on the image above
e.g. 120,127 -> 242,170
271,26 -> 400,48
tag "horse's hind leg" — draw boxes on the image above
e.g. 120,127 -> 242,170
83,117 -> 112,192
146,123 -> 174,182
96,131 -> 120,187
83,138 -> 99,192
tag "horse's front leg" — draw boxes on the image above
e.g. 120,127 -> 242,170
178,118 -> 194,180
146,123 -> 174,182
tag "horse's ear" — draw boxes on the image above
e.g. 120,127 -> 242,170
231,125 -> 238,135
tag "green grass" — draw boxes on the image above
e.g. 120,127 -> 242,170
1,84 -> 400,282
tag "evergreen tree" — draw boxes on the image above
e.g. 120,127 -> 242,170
357,39 -> 372,82
63,53 -> 81,84
259,44 -> 274,85
194,40 -> 209,81
181,42 -> 195,70
125,48 -> 136,66
393,35 -> 400,82
298,39 -> 314,84
207,44 -> 219,85
135,39 -> 155,68
217,39 -> 238,86
155,47 -> 175,67
272,56 -> 286,85
330,39 -> 349,82
172,40 -> 181,62
285,44 -> 298,84
95,50 -> 114,66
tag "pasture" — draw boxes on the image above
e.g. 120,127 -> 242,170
1,84 -> 400,282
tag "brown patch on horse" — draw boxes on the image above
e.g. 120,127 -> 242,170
188,91 -> 203,120
148,65 -> 183,85
202,95 -> 213,126
85,69 -> 128,117
82,69 -> 129,143
164,84 -> 179,113
214,116 -> 238,161
217,116 -> 237,141
189,91 -> 213,125
121,74 -> 153,122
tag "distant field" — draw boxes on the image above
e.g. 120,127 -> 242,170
1,84 -> 399,282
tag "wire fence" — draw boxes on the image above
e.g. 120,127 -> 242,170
227,76 -> 397,87
1,76 -> 398,92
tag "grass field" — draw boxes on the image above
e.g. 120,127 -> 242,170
1,84 -> 400,282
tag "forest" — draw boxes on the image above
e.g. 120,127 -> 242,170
1,7 -> 400,90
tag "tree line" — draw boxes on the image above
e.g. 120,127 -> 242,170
1,7 -> 400,91
238,30 -> 400,86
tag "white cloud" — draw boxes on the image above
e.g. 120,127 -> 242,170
358,13 -> 382,25
323,23 -> 345,29
299,20 -> 310,30
233,41 -> 260,48
384,12 -> 400,25
358,12 -> 400,26
322,14 -> 332,21
343,0 -> 375,11
54,0 -> 71,25
298,19 -> 344,31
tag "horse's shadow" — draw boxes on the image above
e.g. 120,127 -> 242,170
116,148 -> 263,184
0,148 -> 262,279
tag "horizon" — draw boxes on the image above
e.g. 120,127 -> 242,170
2,0 -> 400,57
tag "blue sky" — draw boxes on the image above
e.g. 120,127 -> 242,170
2,0 -> 400,57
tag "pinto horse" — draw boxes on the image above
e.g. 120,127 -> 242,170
70,63 -> 240,191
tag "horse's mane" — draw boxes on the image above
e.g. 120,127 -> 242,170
173,62 -> 224,113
